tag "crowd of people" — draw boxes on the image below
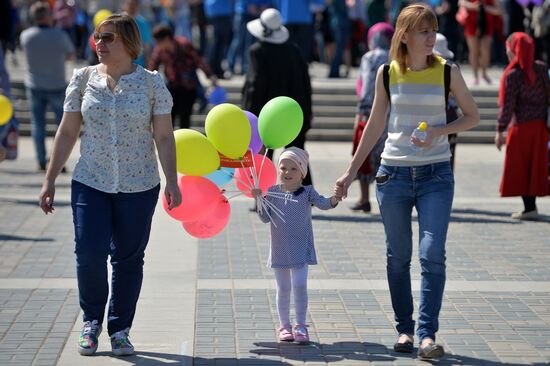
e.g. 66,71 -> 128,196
0,0 -> 548,362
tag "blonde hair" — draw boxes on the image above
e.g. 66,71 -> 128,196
389,3 -> 438,73
96,13 -> 141,60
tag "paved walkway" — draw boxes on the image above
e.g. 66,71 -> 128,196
1,136 -> 550,365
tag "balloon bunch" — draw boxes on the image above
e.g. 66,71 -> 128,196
164,96 -> 303,238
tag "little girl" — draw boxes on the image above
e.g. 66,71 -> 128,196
252,147 -> 340,344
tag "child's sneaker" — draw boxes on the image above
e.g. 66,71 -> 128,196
78,320 -> 102,356
110,328 -> 134,356
277,325 -> 294,342
293,324 -> 310,344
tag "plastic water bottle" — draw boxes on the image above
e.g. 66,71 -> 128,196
410,121 -> 428,152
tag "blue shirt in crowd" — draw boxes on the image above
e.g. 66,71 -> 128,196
275,0 -> 324,24
204,0 -> 233,18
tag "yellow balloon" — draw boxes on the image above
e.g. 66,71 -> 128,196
0,95 -> 13,126
205,104 -> 251,159
174,129 -> 220,176
93,9 -> 113,27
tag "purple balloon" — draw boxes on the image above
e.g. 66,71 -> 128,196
515,0 -> 542,5
244,111 -> 262,154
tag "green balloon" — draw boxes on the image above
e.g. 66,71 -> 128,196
258,96 -> 303,149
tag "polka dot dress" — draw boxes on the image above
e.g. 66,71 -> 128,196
258,184 -> 335,269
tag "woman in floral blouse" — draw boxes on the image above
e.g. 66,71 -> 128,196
38,14 -> 181,357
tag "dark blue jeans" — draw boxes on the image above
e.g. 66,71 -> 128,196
375,162 -> 454,342
227,13 -> 253,74
71,180 -> 160,336
26,88 -> 65,168
207,15 -> 232,77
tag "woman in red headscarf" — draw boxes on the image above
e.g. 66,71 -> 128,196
496,32 -> 550,220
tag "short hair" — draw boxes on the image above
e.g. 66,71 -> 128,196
152,24 -> 174,42
30,2 -> 51,23
96,13 -> 141,60
389,3 -> 438,74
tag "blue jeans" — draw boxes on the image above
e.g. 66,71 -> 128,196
328,20 -> 350,77
227,13 -> 253,74
71,180 -> 160,335
375,162 -> 454,342
207,15 -> 232,77
26,88 -> 65,168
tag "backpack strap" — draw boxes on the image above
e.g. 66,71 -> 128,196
444,62 -> 451,109
383,64 -> 390,103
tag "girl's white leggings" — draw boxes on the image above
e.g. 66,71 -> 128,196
273,265 -> 308,326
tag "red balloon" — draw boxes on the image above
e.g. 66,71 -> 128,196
183,196 -> 231,238
234,154 -> 277,197
163,176 -> 221,222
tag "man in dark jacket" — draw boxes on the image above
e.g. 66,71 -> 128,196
242,8 -> 313,185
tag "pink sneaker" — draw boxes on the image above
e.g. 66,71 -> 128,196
277,325 -> 294,342
293,324 -> 309,344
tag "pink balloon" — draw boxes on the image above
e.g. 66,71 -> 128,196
244,111 -> 262,155
356,77 -> 362,97
163,176 -> 221,222
234,154 -> 277,198
183,196 -> 231,238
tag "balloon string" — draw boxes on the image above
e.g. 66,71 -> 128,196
258,149 -> 269,179
258,197 -> 279,228
240,160 -> 255,189
260,197 -> 286,223
265,192 -> 298,202
249,149 -> 260,188
226,192 -> 245,200
261,196 -> 285,217
230,174 -> 253,189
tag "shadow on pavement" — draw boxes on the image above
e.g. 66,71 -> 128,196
251,341 -> 398,363
251,341 -> 549,365
452,208 -> 550,223
0,197 -> 71,206
312,211 -> 524,224
0,182 -> 72,189
0,168 -> 47,175
312,214 -> 382,223
90,350 -> 295,365
0,234 -> 54,242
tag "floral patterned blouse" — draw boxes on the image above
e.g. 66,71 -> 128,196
64,65 -> 173,193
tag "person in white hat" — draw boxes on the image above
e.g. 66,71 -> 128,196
433,33 -> 454,60
242,8 -> 314,185
246,7 -> 290,44
251,146 -> 341,344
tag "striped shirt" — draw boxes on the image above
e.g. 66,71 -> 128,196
381,56 -> 451,166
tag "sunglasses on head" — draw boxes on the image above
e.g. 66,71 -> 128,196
93,32 -> 117,44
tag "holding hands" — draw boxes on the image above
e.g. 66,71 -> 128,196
335,171 -> 354,200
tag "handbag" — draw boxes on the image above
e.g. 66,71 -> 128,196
456,6 -> 468,26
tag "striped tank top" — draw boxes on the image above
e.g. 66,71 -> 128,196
380,55 -> 451,166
